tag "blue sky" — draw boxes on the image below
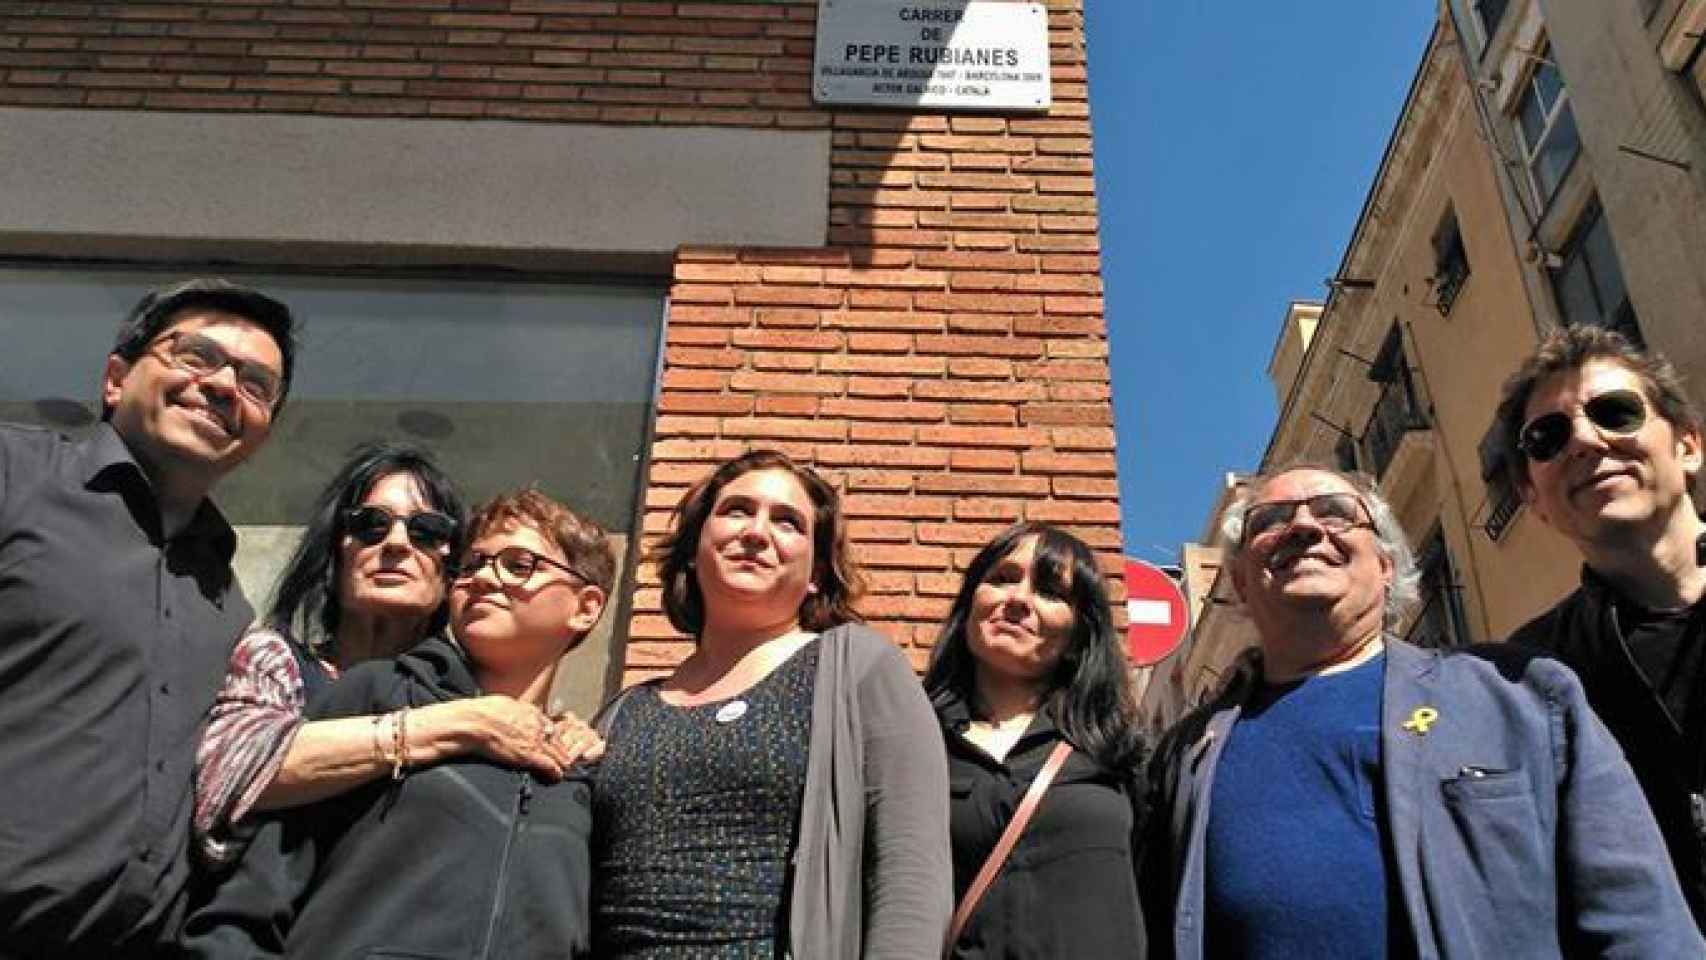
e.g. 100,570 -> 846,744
1086,3 -> 1438,565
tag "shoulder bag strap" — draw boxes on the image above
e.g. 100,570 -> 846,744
943,738 -> 1075,957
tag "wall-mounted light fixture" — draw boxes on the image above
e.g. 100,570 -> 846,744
1324,277 -> 1377,292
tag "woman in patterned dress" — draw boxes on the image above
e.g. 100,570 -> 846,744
593,448 -> 952,959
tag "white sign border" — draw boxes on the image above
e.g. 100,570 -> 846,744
812,0 -> 1053,113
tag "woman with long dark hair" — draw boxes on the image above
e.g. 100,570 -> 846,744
592,448 -> 951,959
193,442 -> 595,868
926,521 -> 1148,959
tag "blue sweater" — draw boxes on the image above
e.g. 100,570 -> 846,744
1203,653 -> 1410,958
1142,640 -> 1705,959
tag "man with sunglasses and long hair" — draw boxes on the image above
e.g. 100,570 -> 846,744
1141,464 -> 1699,958
1496,325 -> 1706,931
0,279 -> 294,957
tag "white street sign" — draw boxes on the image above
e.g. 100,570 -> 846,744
814,0 -> 1052,111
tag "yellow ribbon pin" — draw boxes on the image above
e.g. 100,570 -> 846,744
1402,706 -> 1439,735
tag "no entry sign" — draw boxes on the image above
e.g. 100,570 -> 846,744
1124,558 -> 1188,667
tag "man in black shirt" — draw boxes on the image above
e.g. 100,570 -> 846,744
1494,325 -> 1706,930
0,278 -> 296,956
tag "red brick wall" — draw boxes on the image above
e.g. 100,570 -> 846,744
0,0 -> 1123,681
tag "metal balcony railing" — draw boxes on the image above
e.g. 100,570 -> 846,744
1362,379 -> 1428,480
1433,262 -> 1467,316
1482,484 -> 1522,542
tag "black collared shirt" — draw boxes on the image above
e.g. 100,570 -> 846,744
0,423 -> 252,957
938,696 -> 1146,960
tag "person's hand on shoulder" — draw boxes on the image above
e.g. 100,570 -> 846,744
432,695 -> 584,780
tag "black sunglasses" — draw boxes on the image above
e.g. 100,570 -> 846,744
1241,492 -> 1373,547
343,505 -> 457,550
454,545 -> 589,588
1517,388 -> 1648,463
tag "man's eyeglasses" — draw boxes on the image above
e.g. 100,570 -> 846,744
152,331 -> 284,410
1517,388 -> 1648,464
1241,492 -> 1374,547
343,505 -> 457,551
454,546 -> 590,588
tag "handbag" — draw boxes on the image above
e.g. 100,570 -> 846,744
942,739 -> 1075,957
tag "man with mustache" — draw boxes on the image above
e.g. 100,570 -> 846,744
1495,326 -> 1706,931
0,278 -> 295,957
1140,464 -> 1699,958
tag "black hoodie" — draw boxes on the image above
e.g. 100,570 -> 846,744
179,636 -> 593,959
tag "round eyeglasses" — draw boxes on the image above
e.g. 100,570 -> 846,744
454,545 -> 590,588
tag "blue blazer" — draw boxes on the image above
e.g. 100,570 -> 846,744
1140,640 -> 1703,959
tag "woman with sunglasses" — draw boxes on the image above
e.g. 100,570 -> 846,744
193,442 -> 595,870
183,488 -> 614,958
592,449 -> 951,959
926,522 -> 1148,959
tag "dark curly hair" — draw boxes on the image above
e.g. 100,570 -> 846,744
653,449 -> 863,637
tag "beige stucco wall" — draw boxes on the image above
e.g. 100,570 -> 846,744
1387,87 -> 1579,642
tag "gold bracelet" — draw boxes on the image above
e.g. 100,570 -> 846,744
371,713 -> 389,768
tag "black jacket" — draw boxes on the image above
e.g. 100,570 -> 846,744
1508,569 -> 1706,931
179,636 -> 592,959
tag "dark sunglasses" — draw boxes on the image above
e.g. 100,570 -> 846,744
454,545 -> 589,588
343,505 -> 457,550
1517,388 -> 1647,463
1241,492 -> 1373,547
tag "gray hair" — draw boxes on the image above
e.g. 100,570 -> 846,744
1220,464 -> 1422,632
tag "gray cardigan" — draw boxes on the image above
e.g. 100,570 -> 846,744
791,623 -> 952,959
598,623 -> 951,958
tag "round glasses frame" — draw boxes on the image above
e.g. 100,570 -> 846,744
454,545 -> 591,589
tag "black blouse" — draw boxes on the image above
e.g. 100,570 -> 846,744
939,697 -> 1146,960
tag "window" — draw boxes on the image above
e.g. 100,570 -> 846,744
1430,206 -> 1471,317
1334,430 -> 1360,474
1407,527 -> 1471,648
1361,325 -> 1428,481
0,265 -> 666,717
1513,41 -> 1581,207
1472,0 -> 1511,48
1475,426 -> 1522,543
1550,200 -> 1643,344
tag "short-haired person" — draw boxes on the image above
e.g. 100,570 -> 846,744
592,449 -> 951,959
181,488 -> 613,958
194,443 -> 598,870
927,522 -> 1148,958
1140,465 -> 1701,958
0,278 -> 294,957
1495,326 -> 1706,929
